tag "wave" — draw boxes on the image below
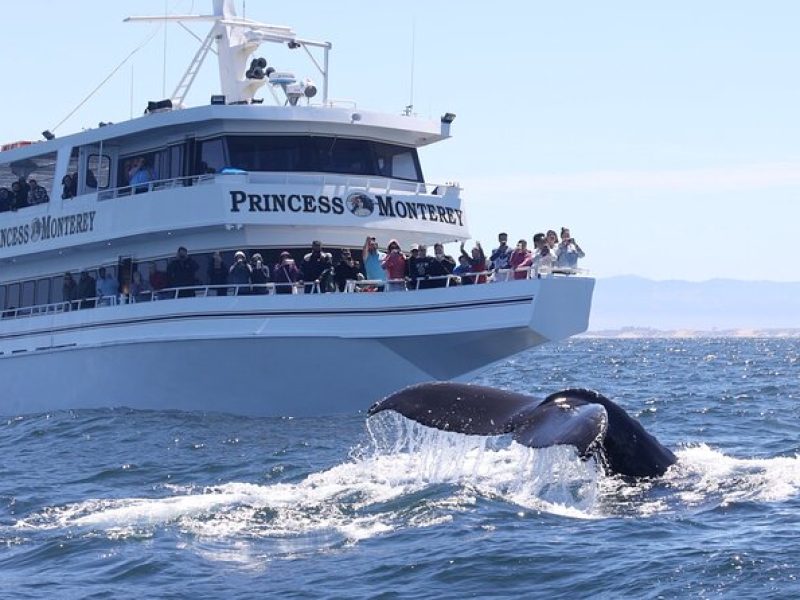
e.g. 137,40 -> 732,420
12,414 -> 800,559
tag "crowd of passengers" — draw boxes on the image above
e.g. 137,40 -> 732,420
0,169 -> 100,212
53,228 -> 585,308
0,177 -> 51,212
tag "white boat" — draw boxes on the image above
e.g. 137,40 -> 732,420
0,1 -> 594,416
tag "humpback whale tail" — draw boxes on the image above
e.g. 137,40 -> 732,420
368,383 -> 677,478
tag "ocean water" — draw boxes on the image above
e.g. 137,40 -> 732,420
1,338 -> 799,599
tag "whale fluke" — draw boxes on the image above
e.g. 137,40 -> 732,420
368,383 -> 676,478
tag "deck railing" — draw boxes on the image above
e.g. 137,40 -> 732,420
0,266 -> 586,321
95,172 -> 459,202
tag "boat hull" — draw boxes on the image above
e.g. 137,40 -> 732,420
0,276 -> 594,416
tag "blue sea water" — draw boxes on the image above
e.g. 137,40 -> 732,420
1,338 -> 799,599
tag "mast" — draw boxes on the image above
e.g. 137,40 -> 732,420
125,0 -> 331,105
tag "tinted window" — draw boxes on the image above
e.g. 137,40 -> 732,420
199,138 -> 227,174
6,283 -> 19,309
21,280 -> 35,307
35,279 -> 50,305
220,136 -> 423,182
88,154 -> 110,189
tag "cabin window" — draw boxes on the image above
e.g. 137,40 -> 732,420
35,278 -> 50,305
215,135 -> 424,182
0,285 -> 5,310
0,151 -> 58,210
87,154 -> 110,189
5,283 -> 18,309
21,280 -> 35,307
199,138 -> 227,174
51,275 -> 64,303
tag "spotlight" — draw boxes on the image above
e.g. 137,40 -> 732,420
440,112 -> 456,124
287,41 -> 301,49
303,78 -> 317,98
210,95 -> 226,105
42,130 -> 55,140
145,99 -> 173,114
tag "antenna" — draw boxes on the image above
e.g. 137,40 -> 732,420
405,18 -> 416,116
162,0 -> 168,97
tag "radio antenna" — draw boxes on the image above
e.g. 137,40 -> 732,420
404,18 -> 416,116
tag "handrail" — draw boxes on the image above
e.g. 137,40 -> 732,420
0,268 -> 588,320
94,171 -> 460,202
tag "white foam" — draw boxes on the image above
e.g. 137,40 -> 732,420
17,418 -> 800,558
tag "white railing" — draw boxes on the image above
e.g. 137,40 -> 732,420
94,171 -> 459,202
97,174 -> 216,201
0,266 -> 588,321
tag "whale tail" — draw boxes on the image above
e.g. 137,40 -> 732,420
368,383 -> 676,478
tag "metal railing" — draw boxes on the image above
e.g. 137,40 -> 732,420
95,171 -> 459,202
0,265 -> 587,321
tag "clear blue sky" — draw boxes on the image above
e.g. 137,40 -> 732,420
2,1 -> 798,281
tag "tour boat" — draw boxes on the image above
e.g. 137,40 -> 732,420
0,1 -> 594,416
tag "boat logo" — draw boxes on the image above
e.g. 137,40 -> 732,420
30,218 -> 43,242
346,192 -> 375,217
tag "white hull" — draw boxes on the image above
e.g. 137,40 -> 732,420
1,277 -> 594,416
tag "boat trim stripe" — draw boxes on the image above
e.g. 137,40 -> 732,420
0,295 -> 534,342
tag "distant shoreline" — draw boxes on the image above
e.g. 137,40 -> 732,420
583,327 -> 800,339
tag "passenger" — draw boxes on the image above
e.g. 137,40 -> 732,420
130,270 -> 151,301
250,253 -> 271,294
301,240 -> 333,293
546,229 -> 559,252
531,232 -> 554,275
96,267 -> 119,306
130,157 -> 155,192
10,181 -> 28,210
509,239 -> 533,280
489,232 -> 512,271
78,270 -> 96,309
0,187 -> 12,212
228,251 -> 252,294
405,246 -> 418,278
69,173 -> 78,198
208,251 -> 229,296
362,236 -> 385,282
61,174 -> 74,199
381,239 -> 406,291
460,241 -> 488,284
333,249 -> 363,292
555,227 -> 585,270
273,251 -> 301,294
432,243 -> 456,274
62,272 -> 78,309
148,262 -> 169,293
27,179 -> 49,205
167,246 -> 199,298
453,255 -> 473,284
409,244 -> 437,290
85,169 -> 98,190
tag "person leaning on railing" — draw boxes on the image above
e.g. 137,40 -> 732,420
509,239 -> 533,280
555,227 -> 585,270
273,251 -> 301,295
381,240 -> 407,291
334,249 -> 363,292
228,251 -> 252,294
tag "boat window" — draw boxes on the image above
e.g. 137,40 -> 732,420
51,275 -> 64,303
5,283 -> 18,309
0,285 -> 5,310
216,136 -> 424,182
199,138 -> 227,174
0,151 -> 58,208
21,280 -> 35,308
87,154 -> 110,189
35,278 -> 50,305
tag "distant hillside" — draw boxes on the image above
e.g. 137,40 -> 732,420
589,276 -> 800,332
